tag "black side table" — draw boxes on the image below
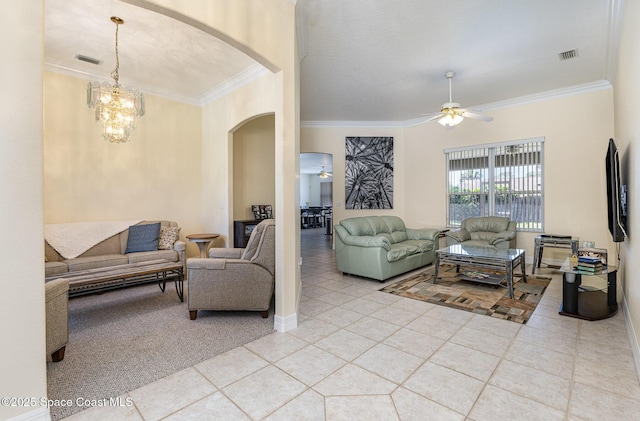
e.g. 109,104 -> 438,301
559,259 -> 617,320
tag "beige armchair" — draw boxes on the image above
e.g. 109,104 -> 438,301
187,219 -> 275,319
46,278 -> 69,362
445,216 -> 517,249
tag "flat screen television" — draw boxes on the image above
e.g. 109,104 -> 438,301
605,138 -> 627,242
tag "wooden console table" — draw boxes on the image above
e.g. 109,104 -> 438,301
45,259 -> 185,301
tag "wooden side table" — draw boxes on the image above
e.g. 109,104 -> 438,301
186,233 -> 220,258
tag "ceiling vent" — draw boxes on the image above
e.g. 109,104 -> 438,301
75,54 -> 102,65
558,49 -> 578,61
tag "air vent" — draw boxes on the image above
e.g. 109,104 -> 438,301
75,54 -> 102,65
558,49 -> 578,60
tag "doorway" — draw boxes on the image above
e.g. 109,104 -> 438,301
300,153 -> 333,233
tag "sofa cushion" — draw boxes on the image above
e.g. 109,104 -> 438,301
125,222 -> 161,253
158,226 -> 180,250
390,231 -> 409,243
127,250 -> 179,264
64,255 -> 129,272
340,218 -> 375,236
402,239 -> 434,253
387,243 -> 419,262
382,216 -> 406,233
366,217 -> 389,235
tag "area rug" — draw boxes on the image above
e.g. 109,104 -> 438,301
47,283 -> 275,420
380,263 -> 550,324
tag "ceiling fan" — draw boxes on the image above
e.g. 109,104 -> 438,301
420,71 -> 493,127
318,166 -> 332,178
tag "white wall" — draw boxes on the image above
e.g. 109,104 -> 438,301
0,2 -> 49,420
613,0 -> 640,375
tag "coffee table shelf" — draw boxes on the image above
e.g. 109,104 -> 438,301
434,245 -> 526,299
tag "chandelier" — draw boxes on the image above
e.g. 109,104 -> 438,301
87,16 -> 144,143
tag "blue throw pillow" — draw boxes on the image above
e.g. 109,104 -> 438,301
125,222 -> 161,253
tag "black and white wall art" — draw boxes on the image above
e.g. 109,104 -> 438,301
345,136 -> 394,209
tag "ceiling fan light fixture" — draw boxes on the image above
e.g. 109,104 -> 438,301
438,112 -> 463,127
318,166 -> 331,178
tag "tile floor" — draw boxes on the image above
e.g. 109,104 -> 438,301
64,228 -> 640,420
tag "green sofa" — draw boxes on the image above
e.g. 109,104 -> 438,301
334,216 -> 440,281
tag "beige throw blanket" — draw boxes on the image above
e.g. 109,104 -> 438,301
44,220 -> 143,259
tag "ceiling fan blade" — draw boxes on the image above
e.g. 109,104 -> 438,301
421,113 -> 446,122
461,109 -> 493,122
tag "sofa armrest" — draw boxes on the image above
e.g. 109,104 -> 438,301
45,278 -> 69,361
209,248 -> 244,259
334,226 -> 391,250
444,228 -> 470,243
174,240 -> 186,264
406,228 -> 440,242
490,230 -> 516,245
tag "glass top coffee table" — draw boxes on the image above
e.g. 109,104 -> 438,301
434,245 -> 527,299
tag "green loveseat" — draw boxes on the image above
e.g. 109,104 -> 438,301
444,216 -> 516,249
334,216 -> 440,281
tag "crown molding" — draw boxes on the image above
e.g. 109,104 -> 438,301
301,79 -> 613,129
199,64 -> 269,106
474,80 -> 613,112
44,59 -> 268,107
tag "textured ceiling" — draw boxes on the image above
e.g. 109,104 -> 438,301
44,0 -> 618,122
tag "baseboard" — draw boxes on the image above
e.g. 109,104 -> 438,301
621,293 -> 640,382
6,407 -> 50,421
273,312 -> 297,332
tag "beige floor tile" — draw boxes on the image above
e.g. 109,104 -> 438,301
339,297 -> 387,315
301,285 -> 333,299
573,356 -> 640,400
369,305 -> 422,326
469,384 -> 565,421
382,327 -> 446,359
275,345 -> 346,386
570,382 -> 640,421
325,395 -> 399,421
489,359 -> 571,411
576,337 -> 636,370
430,342 -> 500,382
514,325 -> 578,355
465,314 -> 522,339
391,387 -> 465,421
313,364 -> 398,396
244,332 -> 308,362
127,367 -> 216,421
163,392 -> 250,420
195,346 -> 269,388
61,395 -> 142,421
287,317 -> 342,343
314,290 -> 358,306
389,296 -> 437,314
352,343 -> 424,383
314,329 -> 377,361
314,306 -> 365,328
298,297 -> 336,317
361,290 -> 404,305
525,313 -> 580,337
504,340 -> 575,379
449,326 -> 513,357
424,304 -> 476,325
344,315 -> 401,342
403,361 -> 484,415
222,365 -> 307,420
263,389 -> 326,421
404,313 -> 463,340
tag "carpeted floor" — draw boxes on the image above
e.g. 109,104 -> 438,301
47,282 -> 275,420
380,263 -> 551,324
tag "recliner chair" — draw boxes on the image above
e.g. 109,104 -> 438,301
46,278 -> 69,362
187,219 -> 275,319
445,216 -> 516,249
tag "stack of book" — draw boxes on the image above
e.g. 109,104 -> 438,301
576,255 -> 603,272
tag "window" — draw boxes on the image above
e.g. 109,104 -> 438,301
445,138 -> 544,231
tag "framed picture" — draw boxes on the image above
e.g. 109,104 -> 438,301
345,136 -> 394,209
252,205 -> 273,220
